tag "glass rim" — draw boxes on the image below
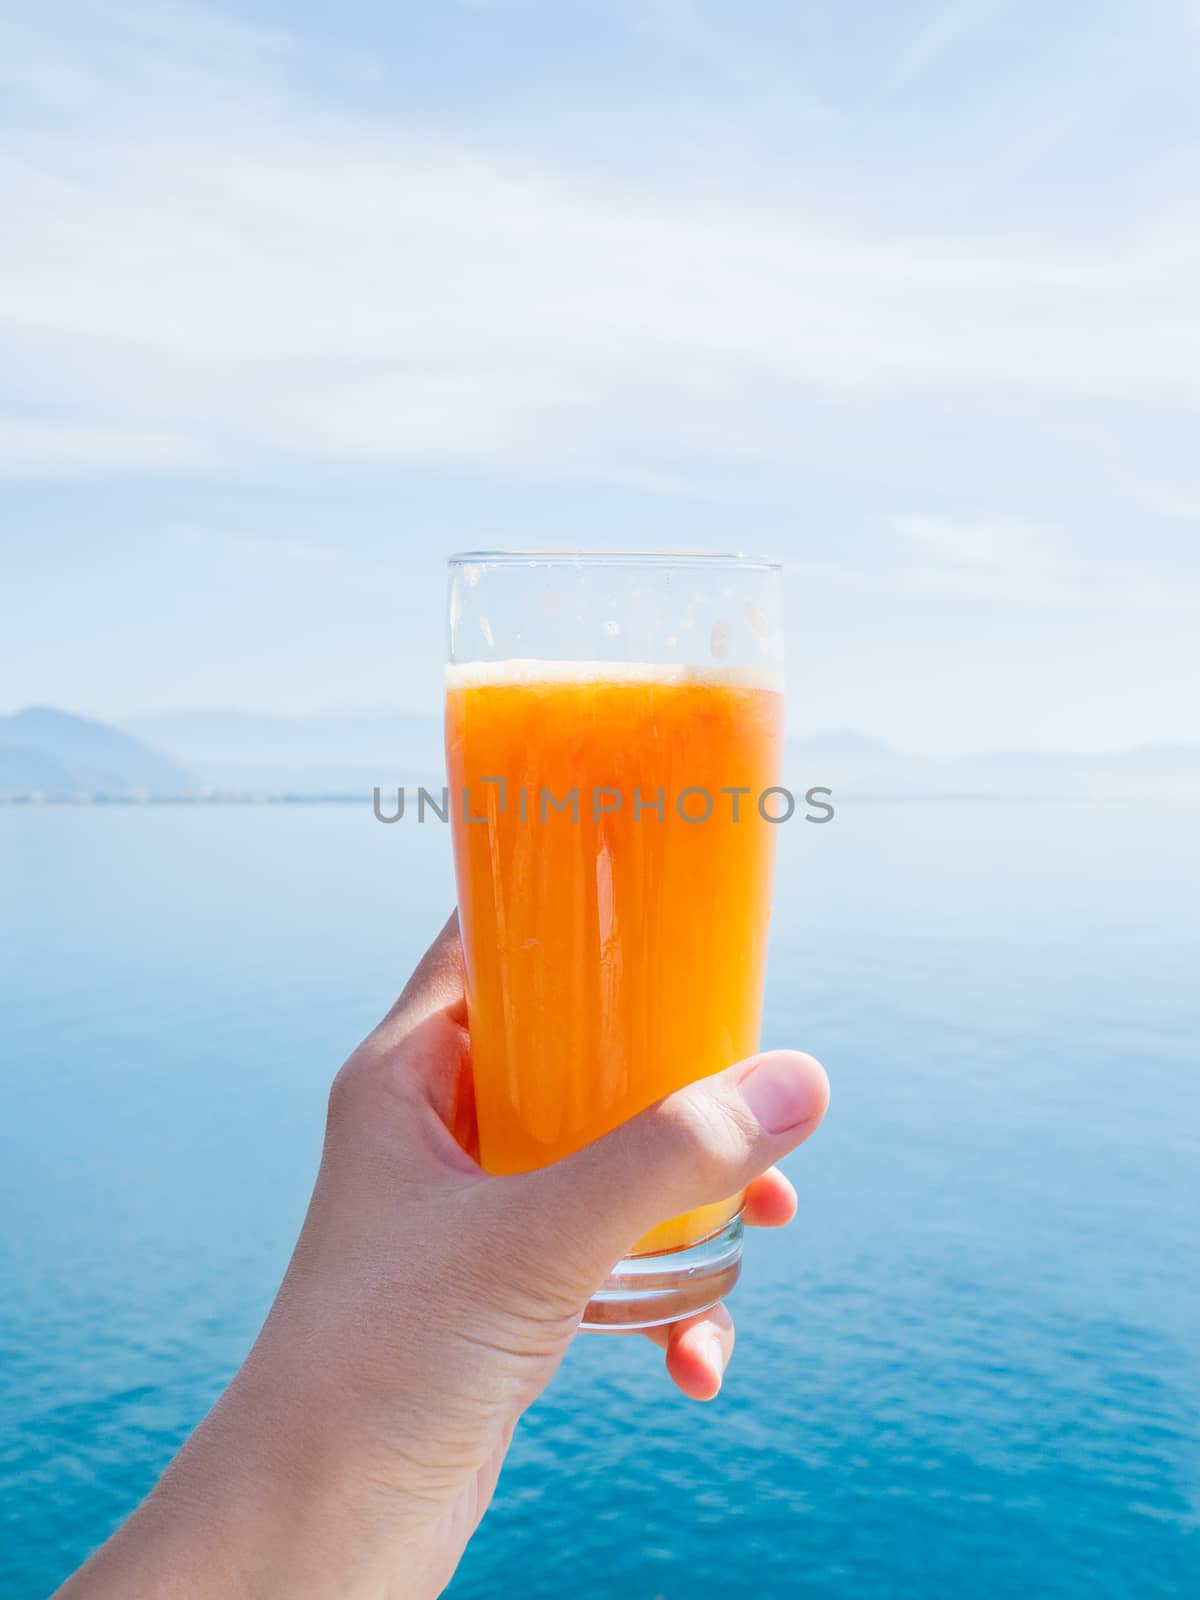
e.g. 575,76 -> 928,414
447,549 -> 781,571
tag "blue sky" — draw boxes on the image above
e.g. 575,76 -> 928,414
1,0 -> 1197,753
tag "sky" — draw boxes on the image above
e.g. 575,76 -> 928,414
1,0 -> 1197,755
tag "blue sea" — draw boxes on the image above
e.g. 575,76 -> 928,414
1,798 -> 1197,1598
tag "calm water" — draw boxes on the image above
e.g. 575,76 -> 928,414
1,799 -> 1197,1598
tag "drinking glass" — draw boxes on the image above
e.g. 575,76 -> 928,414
445,552 -> 784,1328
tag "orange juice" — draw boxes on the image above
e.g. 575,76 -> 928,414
446,660 -> 783,1254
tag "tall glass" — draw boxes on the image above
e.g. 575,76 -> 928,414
445,552 -> 784,1328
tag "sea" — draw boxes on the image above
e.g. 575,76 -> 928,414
1,796 -> 1197,1598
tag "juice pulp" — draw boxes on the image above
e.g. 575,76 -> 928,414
445,661 -> 783,1255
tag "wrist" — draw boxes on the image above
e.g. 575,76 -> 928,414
179,1350 -> 445,1596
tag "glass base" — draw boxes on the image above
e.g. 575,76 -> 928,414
581,1214 -> 744,1332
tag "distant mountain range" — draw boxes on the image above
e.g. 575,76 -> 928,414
123,708 -> 446,794
777,728 -> 1200,798
0,708 -> 196,798
0,705 -> 1196,800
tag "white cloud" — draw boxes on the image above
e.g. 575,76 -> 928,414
0,418 -> 204,473
0,1 -> 1197,532
889,512 -> 1068,604
890,511 -> 1200,618
168,528 -> 360,587
893,513 -> 1046,569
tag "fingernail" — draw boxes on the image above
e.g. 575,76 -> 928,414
738,1053 -> 825,1134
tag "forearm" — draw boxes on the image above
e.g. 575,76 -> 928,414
55,1356 -> 440,1600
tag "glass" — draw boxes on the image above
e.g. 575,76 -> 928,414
444,552 -> 784,1328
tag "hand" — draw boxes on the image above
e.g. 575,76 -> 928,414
58,914 -> 829,1600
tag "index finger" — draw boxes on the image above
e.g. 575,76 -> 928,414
376,910 -> 467,1045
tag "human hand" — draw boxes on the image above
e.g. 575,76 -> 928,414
58,914 -> 829,1600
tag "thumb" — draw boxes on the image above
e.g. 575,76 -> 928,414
523,1050 -> 830,1289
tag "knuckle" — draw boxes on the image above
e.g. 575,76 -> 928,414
668,1086 -> 750,1189
326,1061 -> 354,1125
326,1046 -> 375,1127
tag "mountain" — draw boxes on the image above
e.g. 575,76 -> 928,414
121,709 -> 445,794
5,706 -> 1196,802
0,708 -> 197,798
102,712 -> 1200,800
0,745 -> 77,795
1101,743 -> 1200,769
785,732 -> 1200,798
